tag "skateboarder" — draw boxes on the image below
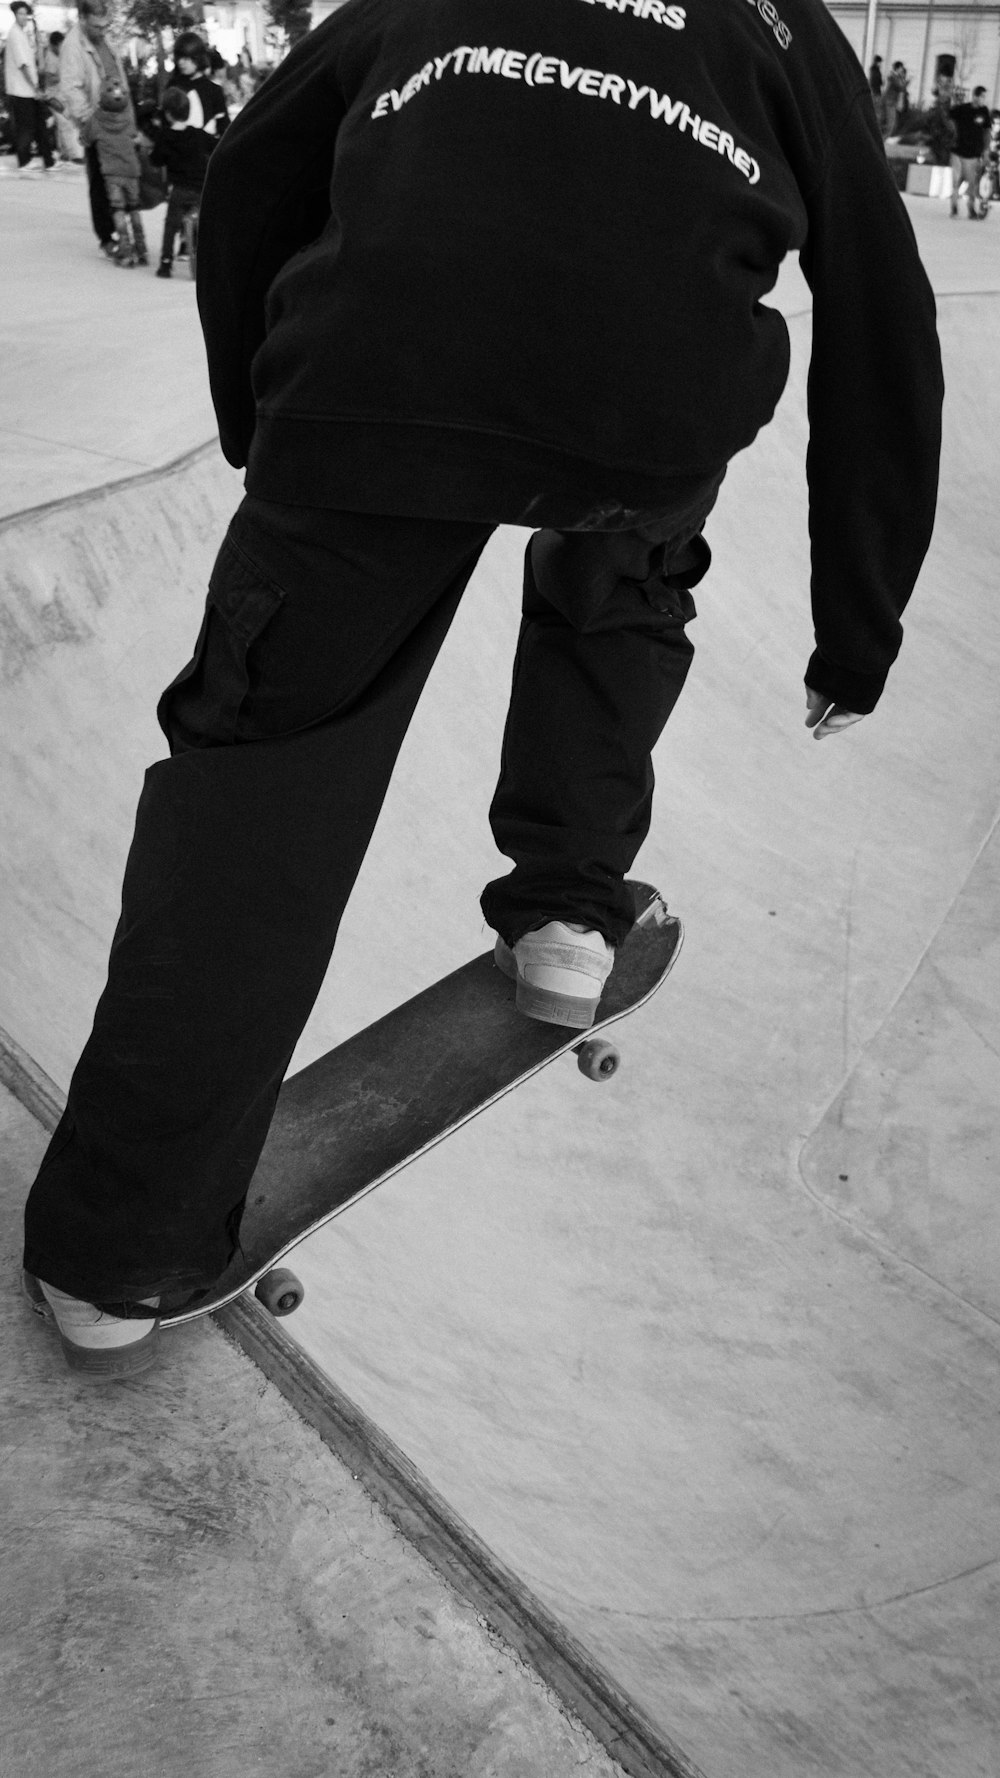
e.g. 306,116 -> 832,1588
24,0 -> 943,1373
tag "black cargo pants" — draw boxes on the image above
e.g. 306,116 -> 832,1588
23,493 -> 712,1304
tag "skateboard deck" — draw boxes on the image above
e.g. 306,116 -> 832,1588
151,881 -> 683,1327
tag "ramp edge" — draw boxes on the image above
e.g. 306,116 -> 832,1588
2,1026 -> 706,1778
0,436 -> 222,535
216,1292 -> 709,1778
0,1025 -> 65,1132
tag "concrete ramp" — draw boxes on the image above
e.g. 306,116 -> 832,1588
0,1082 -> 641,1778
1,449 -> 244,1087
800,820 -> 999,1314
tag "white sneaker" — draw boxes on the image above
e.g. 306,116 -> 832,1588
494,921 -> 615,1028
23,1271 -> 160,1378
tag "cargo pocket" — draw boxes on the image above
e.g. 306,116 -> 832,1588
642,579 -> 698,627
641,536 -> 711,626
157,530 -> 286,752
528,528 -> 710,636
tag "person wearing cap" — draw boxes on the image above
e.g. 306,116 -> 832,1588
4,2 -> 55,173
57,0 -> 134,253
91,74 -> 148,264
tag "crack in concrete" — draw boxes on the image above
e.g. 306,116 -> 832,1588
587,1550 -> 1000,1627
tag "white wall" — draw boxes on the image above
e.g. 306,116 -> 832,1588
827,2 -> 1000,105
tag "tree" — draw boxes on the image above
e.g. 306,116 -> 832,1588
123,0 -> 183,93
123,0 -> 208,92
265,0 -> 313,49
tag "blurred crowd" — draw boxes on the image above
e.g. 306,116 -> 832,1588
5,0 -> 999,250
1,0 -> 270,270
868,55 -> 999,215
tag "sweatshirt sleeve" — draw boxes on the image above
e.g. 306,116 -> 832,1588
195,21 -> 350,469
798,91 -> 944,713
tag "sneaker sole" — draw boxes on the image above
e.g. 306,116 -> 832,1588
22,1270 -> 162,1379
493,937 -> 602,1029
58,1325 -> 160,1377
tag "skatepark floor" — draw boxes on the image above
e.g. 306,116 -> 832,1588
2,163 -> 998,1777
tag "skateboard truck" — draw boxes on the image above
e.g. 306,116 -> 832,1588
253,1267 -> 306,1317
572,1037 -> 621,1080
570,886 -> 669,1079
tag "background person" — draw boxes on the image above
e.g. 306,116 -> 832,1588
41,30 -> 82,161
91,73 -> 147,263
58,0 -> 133,255
4,1 -> 54,174
882,60 -> 909,135
147,83 -> 215,276
231,45 -> 258,107
166,30 -> 229,260
924,83 -> 958,167
169,29 -> 229,137
949,85 -> 992,217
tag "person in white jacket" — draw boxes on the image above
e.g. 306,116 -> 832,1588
57,0 -> 133,253
3,1 -> 55,171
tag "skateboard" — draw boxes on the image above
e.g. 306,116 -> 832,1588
163,880 -> 682,1325
27,884 -> 682,1333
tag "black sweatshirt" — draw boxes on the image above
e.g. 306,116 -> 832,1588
197,0 -> 944,712
150,123 -> 214,192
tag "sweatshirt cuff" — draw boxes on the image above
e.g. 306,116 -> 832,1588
804,648 -> 888,715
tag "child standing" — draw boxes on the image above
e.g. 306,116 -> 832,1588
91,75 -> 147,265
149,86 -> 214,279
169,28 -> 230,138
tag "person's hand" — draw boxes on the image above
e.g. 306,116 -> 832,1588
805,685 -> 866,740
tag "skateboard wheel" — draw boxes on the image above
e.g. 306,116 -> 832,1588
575,1038 -> 621,1081
255,1268 -> 305,1316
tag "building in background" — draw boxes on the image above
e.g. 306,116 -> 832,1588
194,1 -> 272,67
1,3 -> 275,75
5,1 -> 997,134
826,0 -> 1000,106
305,0 -> 1000,106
